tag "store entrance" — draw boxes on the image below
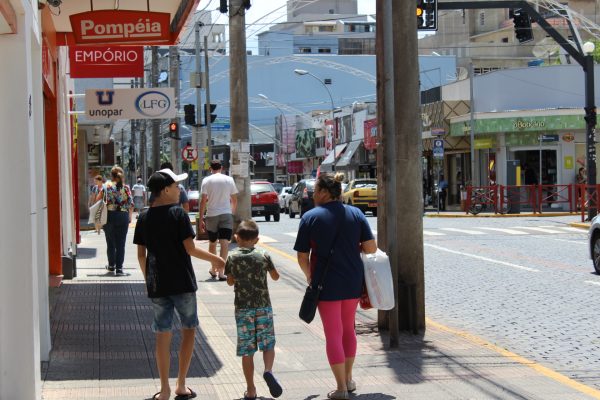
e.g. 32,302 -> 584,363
512,149 -> 558,185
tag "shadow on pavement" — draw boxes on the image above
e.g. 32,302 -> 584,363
76,247 -> 97,259
44,282 -> 223,381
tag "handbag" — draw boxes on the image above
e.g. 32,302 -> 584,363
298,207 -> 343,323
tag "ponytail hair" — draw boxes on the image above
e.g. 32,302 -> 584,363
111,166 -> 125,189
316,172 -> 345,200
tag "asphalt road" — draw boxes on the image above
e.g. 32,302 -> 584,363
252,211 -> 600,391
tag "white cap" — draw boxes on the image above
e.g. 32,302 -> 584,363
158,168 -> 188,183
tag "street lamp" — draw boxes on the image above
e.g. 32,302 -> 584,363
294,68 -> 337,171
258,93 -> 289,184
583,41 -> 597,220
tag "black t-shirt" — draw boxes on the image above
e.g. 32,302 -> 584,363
133,204 -> 197,298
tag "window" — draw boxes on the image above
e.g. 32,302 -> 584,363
319,25 -> 334,32
339,38 -> 376,55
502,37 -> 509,43
299,47 -> 312,53
318,48 -> 331,53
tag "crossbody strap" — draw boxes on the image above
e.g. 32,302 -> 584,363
314,204 -> 345,290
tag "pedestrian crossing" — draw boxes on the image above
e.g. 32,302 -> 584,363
281,225 -> 585,239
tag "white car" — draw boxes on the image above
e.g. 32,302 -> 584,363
278,186 -> 292,213
589,215 -> 600,274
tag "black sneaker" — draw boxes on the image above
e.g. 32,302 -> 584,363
105,265 -> 115,273
115,269 -> 126,276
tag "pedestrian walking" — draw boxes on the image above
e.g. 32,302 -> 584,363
438,174 -> 448,211
148,161 -> 190,212
88,175 -> 104,208
97,166 -> 133,276
199,160 -> 238,280
131,177 -> 146,216
133,168 -> 225,400
224,220 -> 283,400
294,172 -> 377,400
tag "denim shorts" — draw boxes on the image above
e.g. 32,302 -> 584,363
150,292 -> 199,333
235,306 -> 276,357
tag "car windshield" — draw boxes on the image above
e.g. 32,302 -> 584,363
306,180 -> 316,190
251,183 -> 274,194
354,180 -> 377,188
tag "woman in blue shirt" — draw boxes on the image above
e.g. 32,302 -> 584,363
294,172 -> 377,400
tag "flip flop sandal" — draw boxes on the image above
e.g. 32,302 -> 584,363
174,387 -> 197,400
152,392 -> 161,400
347,380 -> 356,392
208,270 -> 217,279
243,391 -> 257,400
327,389 -> 349,400
263,371 -> 283,398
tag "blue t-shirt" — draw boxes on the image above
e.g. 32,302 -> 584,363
294,201 -> 374,301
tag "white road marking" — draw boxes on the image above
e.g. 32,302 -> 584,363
423,230 -> 446,236
539,226 -> 586,234
258,235 -> 277,243
440,227 -> 485,235
515,226 -> 563,234
425,243 -> 540,272
549,238 -> 587,245
584,280 -> 600,287
284,232 -> 297,238
479,227 -> 529,235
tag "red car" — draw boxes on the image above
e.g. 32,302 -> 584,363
251,181 -> 281,222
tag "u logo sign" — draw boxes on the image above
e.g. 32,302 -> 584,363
95,90 -> 114,105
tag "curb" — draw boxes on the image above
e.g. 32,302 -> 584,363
569,222 -> 590,230
426,212 -> 575,218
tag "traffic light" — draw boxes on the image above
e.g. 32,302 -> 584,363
510,8 -> 534,43
219,0 -> 227,13
204,103 -> 217,125
168,121 -> 179,139
184,104 -> 196,125
417,0 -> 437,31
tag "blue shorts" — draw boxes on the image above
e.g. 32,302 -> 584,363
235,306 -> 276,357
150,292 -> 199,333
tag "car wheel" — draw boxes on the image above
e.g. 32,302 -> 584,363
593,233 -> 600,274
274,212 -> 280,222
265,214 -> 271,222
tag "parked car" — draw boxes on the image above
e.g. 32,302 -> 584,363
187,189 -> 200,213
251,181 -> 281,222
288,179 -> 316,218
272,182 -> 284,195
278,186 -> 293,213
589,216 -> 600,274
342,178 -> 378,216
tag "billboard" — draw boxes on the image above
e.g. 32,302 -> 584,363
85,88 -> 176,120
295,129 -> 316,159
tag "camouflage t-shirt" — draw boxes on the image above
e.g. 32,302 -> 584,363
224,247 -> 275,310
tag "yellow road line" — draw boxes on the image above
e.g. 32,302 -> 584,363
258,242 -> 296,262
426,318 -> 600,399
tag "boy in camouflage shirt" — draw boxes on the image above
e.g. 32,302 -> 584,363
225,220 -> 282,400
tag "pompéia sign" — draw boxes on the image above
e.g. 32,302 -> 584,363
69,10 -> 170,44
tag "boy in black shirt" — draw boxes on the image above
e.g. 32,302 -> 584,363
134,169 -> 225,400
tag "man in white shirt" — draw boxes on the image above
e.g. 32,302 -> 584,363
131,177 -> 146,215
199,160 -> 238,280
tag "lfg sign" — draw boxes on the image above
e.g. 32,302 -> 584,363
85,88 -> 176,120
70,10 -> 170,44
69,46 -> 143,78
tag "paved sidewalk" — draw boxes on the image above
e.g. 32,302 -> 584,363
42,229 -> 600,400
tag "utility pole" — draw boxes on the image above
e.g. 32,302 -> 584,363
139,76 -> 147,185
229,0 -> 251,222
169,45 -> 180,173
204,35 -> 213,164
130,78 -> 137,182
151,46 -> 160,171
195,21 -> 203,192
377,0 -> 425,345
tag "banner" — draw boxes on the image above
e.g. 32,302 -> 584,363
364,119 -> 377,150
295,129 -> 316,158
85,88 -> 176,120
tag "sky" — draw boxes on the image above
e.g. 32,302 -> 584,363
199,0 -> 377,54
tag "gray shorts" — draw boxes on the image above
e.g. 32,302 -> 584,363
205,213 -> 233,241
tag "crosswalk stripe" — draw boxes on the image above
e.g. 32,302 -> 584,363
556,226 -> 587,233
479,227 -> 528,235
440,227 -> 485,235
514,226 -> 563,234
423,230 -> 445,236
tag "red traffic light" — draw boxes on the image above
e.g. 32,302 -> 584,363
169,122 -> 178,131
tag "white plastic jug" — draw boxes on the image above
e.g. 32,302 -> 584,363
361,249 -> 395,310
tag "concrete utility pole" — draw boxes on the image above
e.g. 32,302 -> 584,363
195,21 -> 203,191
151,46 -> 160,171
229,0 -> 251,222
377,0 -> 425,345
130,78 -> 137,182
139,76 -> 147,184
169,46 -> 180,173
204,35 -> 213,164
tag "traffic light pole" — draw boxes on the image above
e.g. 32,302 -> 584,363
204,35 -> 213,164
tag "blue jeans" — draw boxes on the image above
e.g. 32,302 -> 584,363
150,292 -> 199,332
103,210 -> 129,269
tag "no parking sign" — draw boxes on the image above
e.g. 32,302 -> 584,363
181,145 -> 198,163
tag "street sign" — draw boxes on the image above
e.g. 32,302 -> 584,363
539,134 -> 559,142
433,139 -> 444,159
181,145 -> 198,163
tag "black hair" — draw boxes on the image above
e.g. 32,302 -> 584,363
316,172 -> 345,200
236,220 -> 259,241
160,161 -> 174,170
210,160 -> 222,171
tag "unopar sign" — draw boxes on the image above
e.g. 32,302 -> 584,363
69,46 -> 143,78
70,10 -> 170,44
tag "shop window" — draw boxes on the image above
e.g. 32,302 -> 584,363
318,48 -> 331,53
299,47 -> 312,54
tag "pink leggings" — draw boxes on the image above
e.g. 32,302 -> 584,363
317,298 -> 360,365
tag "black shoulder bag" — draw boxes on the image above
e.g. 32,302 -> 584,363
298,206 -> 344,324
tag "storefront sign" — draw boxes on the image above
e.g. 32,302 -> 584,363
287,161 -> 303,174
70,11 -> 170,44
431,128 -> 445,136
514,118 -> 545,130
474,136 -> 496,149
451,114 -> 586,136
69,46 -> 143,78
363,119 -> 377,150
562,133 -> 575,142
564,156 -> 574,169
85,88 -> 176,120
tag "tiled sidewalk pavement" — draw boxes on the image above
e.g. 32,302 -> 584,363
42,230 -> 600,400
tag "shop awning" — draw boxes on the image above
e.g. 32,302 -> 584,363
321,143 -> 348,168
336,140 -> 362,168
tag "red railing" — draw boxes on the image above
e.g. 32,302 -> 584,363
465,184 -> 592,218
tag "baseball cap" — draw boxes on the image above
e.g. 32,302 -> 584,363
147,169 -> 188,194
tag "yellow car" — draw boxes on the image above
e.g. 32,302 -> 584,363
342,178 -> 378,216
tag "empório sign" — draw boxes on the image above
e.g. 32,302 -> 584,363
70,11 -> 170,44
69,46 -> 143,78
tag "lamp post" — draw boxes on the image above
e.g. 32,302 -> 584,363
258,93 -> 288,184
294,68 -> 337,171
583,41 -> 597,220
